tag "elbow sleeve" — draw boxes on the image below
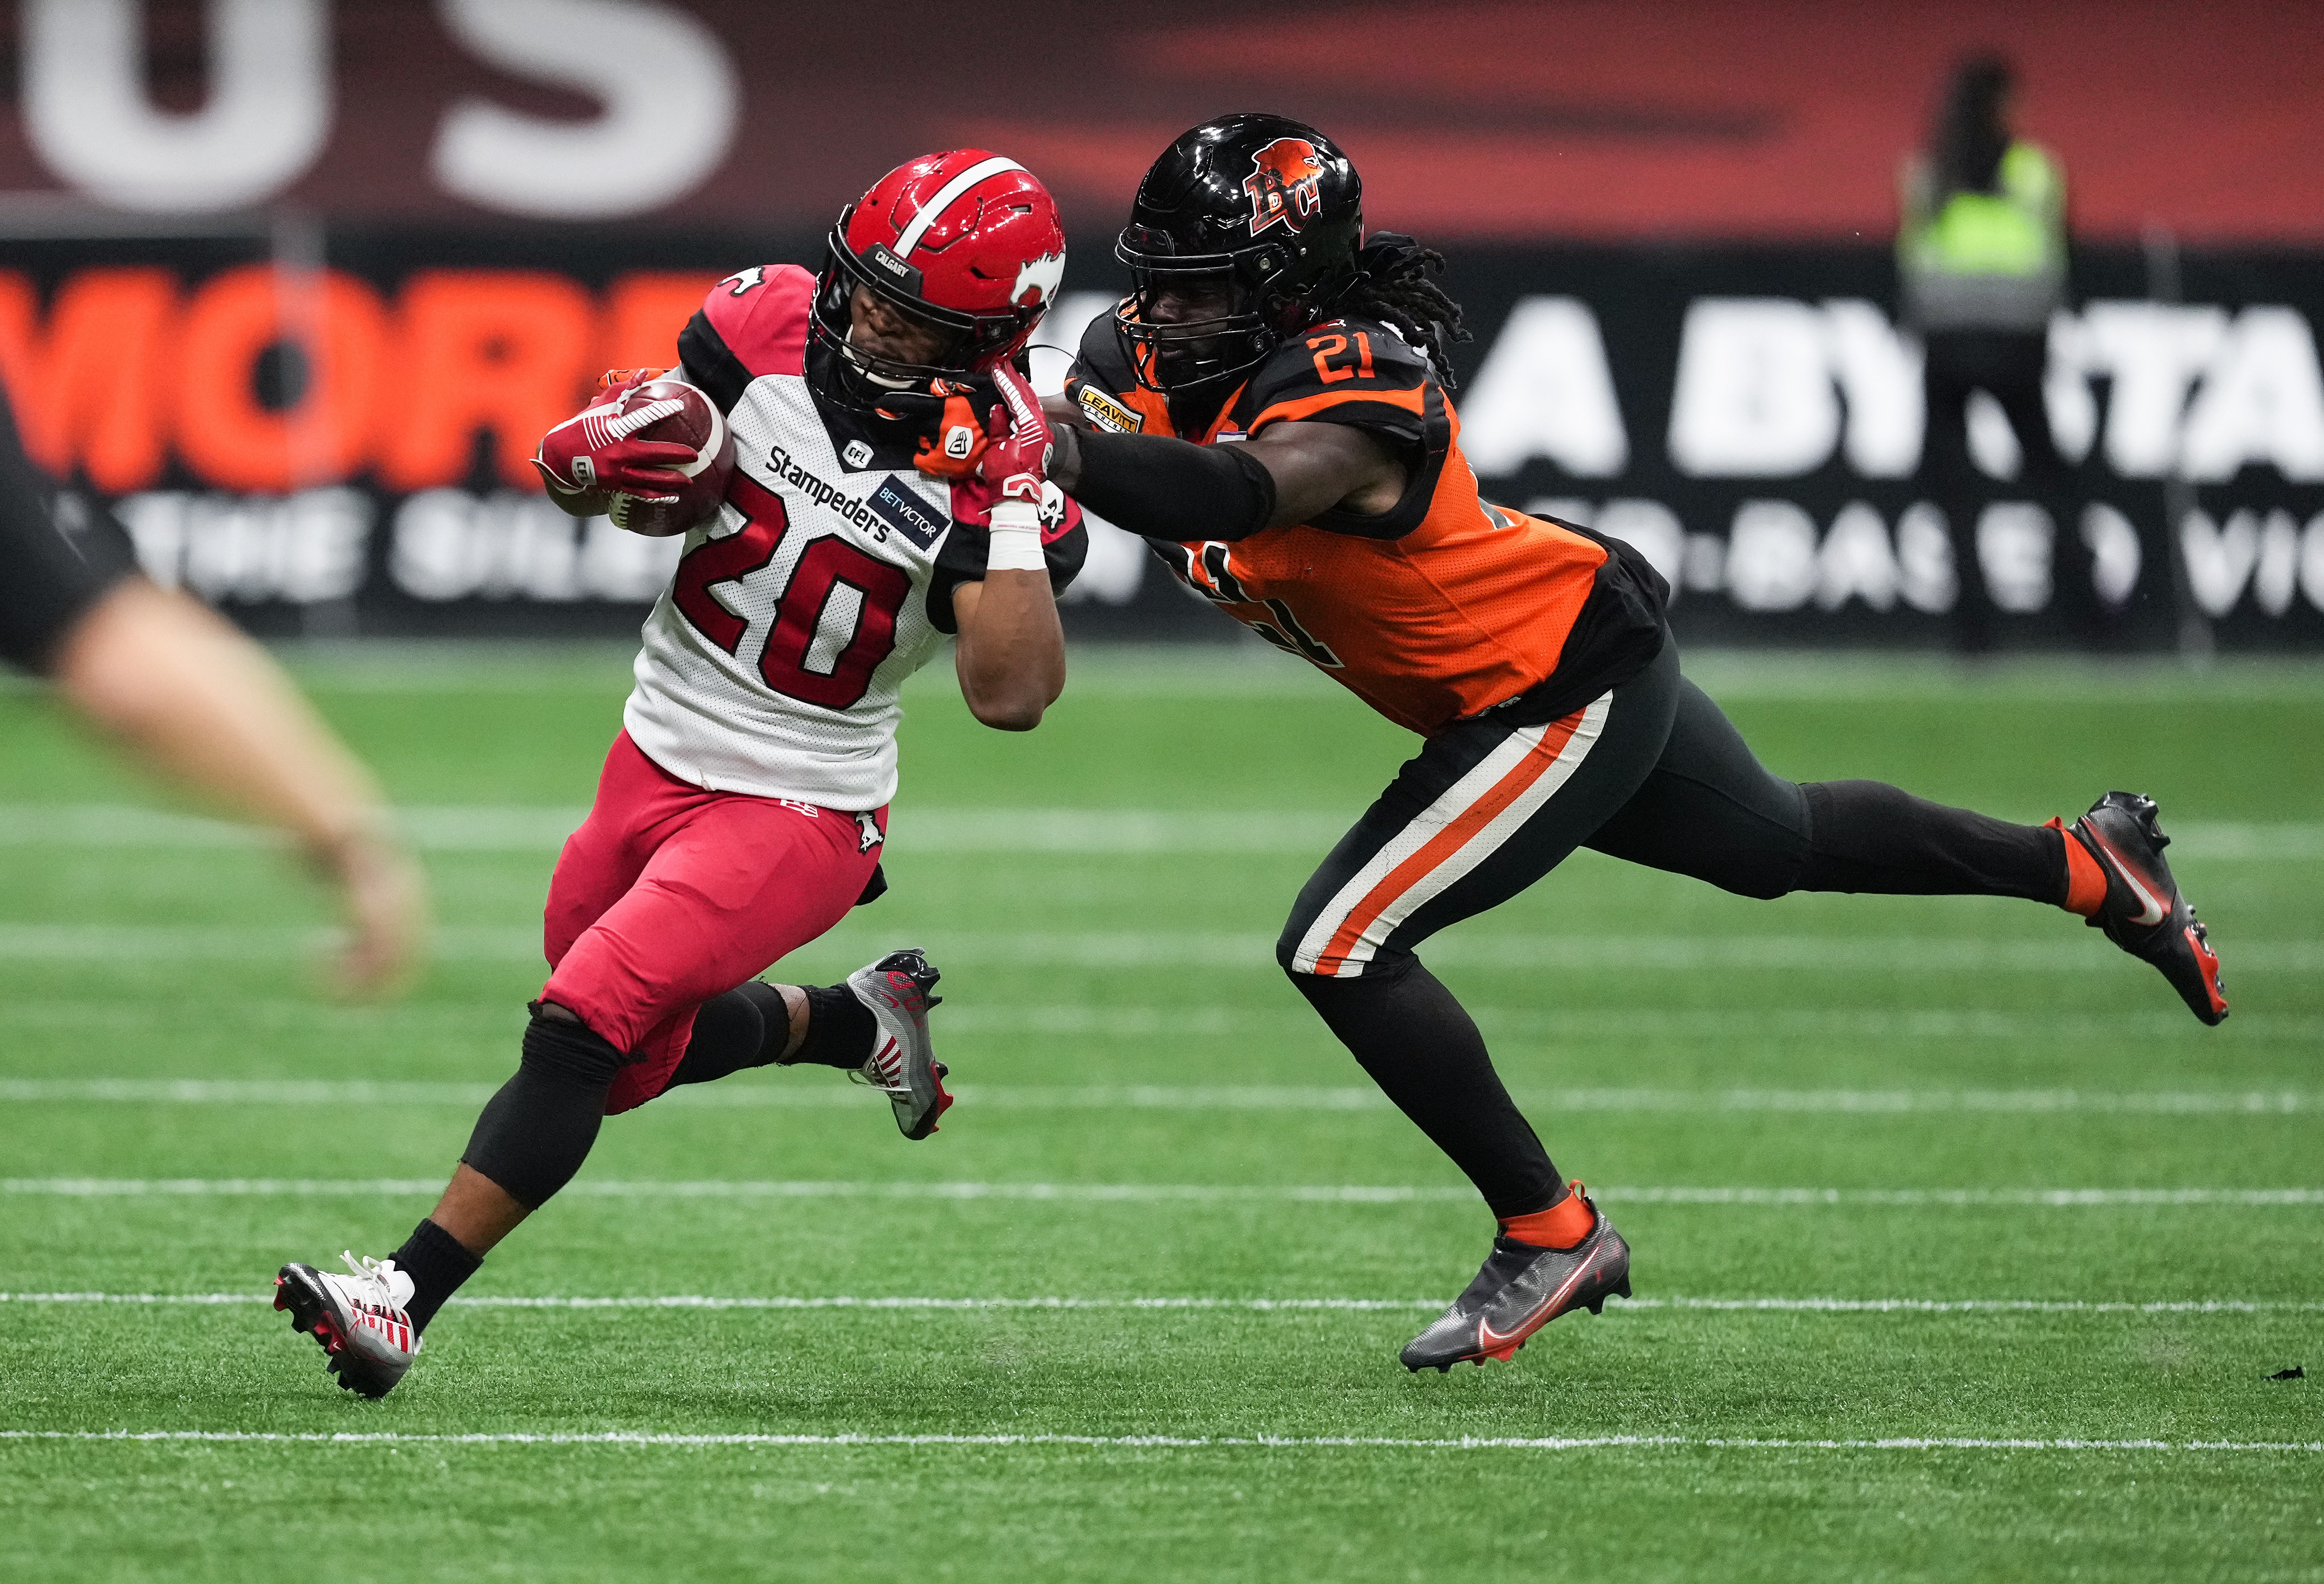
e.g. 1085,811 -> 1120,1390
1069,431 -> 1276,542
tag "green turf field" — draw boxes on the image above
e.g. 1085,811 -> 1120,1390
1,640 -> 2318,1583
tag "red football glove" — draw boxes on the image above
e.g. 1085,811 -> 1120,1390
980,363 -> 1055,533
531,372 -> 703,510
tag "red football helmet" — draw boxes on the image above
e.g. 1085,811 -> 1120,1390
810,149 -> 1068,406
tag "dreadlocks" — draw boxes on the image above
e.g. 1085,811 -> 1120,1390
1334,232 -> 1472,390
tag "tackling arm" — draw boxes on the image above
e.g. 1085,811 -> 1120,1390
1048,419 -> 1407,541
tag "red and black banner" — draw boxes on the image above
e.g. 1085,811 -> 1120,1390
7,230 -> 2319,649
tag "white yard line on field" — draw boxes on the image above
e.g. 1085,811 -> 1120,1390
4,1179 -> 2319,1206
2,803 -> 2318,859
2,923 -> 2319,974
1,1078 -> 2316,1116
0,1428 -> 2315,1454
3,1292 -> 2319,1315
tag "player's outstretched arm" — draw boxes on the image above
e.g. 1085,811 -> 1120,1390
52,580 -> 428,995
1049,419 -> 1405,541
951,365 -> 1065,730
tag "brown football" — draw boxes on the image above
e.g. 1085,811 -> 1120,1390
605,379 -> 736,538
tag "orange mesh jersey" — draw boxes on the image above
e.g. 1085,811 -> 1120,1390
1068,310 -> 1658,736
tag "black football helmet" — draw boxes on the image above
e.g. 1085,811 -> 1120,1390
1113,113 -> 1364,394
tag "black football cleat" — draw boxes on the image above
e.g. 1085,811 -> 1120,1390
2065,792 -> 2228,1025
1401,1187 -> 1631,1373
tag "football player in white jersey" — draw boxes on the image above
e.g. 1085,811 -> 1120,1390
272,152 -> 1084,1398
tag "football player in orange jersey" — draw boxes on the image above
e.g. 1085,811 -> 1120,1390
1047,114 -> 2229,1374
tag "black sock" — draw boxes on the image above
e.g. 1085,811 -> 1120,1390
788,983 -> 875,1070
1292,959 -> 1560,1219
392,1217 -> 482,1333
669,982 -> 792,1087
1799,781 -> 2063,901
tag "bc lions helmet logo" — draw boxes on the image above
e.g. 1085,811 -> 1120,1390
1243,138 -> 1327,235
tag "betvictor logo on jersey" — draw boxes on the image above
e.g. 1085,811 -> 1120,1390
765,443 -> 945,549
866,477 -> 946,549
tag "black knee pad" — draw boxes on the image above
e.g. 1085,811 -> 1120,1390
459,1007 -> 630,1210
518,1002 -> 631,1087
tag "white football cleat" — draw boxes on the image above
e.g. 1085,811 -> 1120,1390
845,948 -> 953,1140
273,1252 -> 421,1398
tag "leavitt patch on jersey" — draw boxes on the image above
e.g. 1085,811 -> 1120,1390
1077,386 -> 1144,434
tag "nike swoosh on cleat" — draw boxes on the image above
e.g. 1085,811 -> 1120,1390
1474,1255 -> 1597,1352
2087,830 -> 2167,927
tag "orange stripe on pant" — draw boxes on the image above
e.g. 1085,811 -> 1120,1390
1312,711 -> 1585,976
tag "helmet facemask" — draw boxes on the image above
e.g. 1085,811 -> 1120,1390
1112,227 -> 1341,395
810,215 -> 1033,413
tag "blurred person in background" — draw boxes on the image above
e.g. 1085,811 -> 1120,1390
0,387 -> 426,994
1899,53 -> 2077,653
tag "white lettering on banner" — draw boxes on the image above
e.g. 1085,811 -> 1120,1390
2079,303 -> 2229,476
1821,301 -> 1922,478
1668,301 -> 1840,476
1724,501 -> 1822,609
1716,501 -> 1966,616
389,490 -> 680,602
1895,503 -> 1958,613
2180,308 -> 2324,482
1975,504 -> 2054,613
2253,510 -> 2303,615
1816,502 -> 1900,611
2180,508 -> 2321,618
1966,391 -> 2023,479
1461,298 -> 1629,477
117,490 -> 369,604
23,0 -> 331,213
2181,509 -> 2260,617
432,0 -> 740,219
2080,505 -> 2143,609
2045,315 -> 2099,464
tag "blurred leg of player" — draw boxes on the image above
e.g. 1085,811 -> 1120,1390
271,731 -> 949,1398
1280,641 -> 2224,1372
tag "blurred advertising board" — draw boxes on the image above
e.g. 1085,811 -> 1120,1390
5,230 -> 2320,649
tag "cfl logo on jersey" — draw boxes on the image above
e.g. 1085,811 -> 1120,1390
842,439 -> 874,468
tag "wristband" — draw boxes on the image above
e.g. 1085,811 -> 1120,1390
985,512 -> 1047,572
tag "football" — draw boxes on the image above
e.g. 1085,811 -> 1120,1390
601,378 -> 736,538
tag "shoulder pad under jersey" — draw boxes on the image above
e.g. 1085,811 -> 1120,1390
679,264 -> 814,413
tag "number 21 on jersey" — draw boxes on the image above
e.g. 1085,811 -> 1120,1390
1157,540 -> 1342,669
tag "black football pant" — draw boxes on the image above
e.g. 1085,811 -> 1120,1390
1280,637 -> 2069,1219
